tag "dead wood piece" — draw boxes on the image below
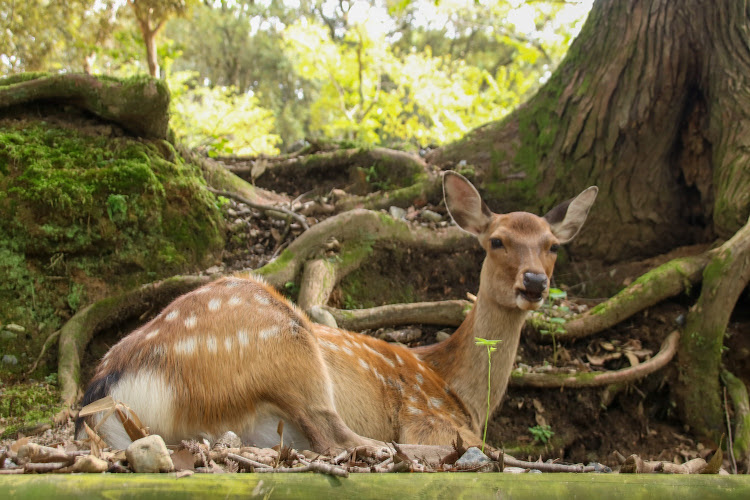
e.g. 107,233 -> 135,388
208,187 -> 310,230
15,443 -> 75,465
24,462 -> 69,473
511,330 -> 679,388
0,468 -> 24,475
323,300 -> 472,331
226,453 -> 271,470
252,461 -> 349,478
298,254 -> 366,314
722,370 -> 750,472
58,275 -> 211,408
499,454 -> 596,473
621,454 -> 707,474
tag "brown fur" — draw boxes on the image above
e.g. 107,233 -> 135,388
82,172 -> 596,454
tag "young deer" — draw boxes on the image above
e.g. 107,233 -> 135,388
77,172 -> 597,454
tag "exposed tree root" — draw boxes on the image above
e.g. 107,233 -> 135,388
321,300 -> 471,331
530,252 -> 711,341
510,331 -> 679,388
0,73 -> 169,139
722,370 -> 750,473
675,216 -> 750,440
58,276 -> 211,410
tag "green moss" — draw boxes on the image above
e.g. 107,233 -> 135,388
0,119 -> 224,377
0,379 -> 62,437
256,249 -> 296,277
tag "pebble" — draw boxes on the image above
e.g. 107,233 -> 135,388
4,324 -> 25,333
389,206 -> 406,220
73,455 -> 109,473
435,330 -> 451,342
455,447 -> 494,472
420,209 -> 443,223
126,435 -> 174,473
214,431 -> 242,449
2,354 -> 18,365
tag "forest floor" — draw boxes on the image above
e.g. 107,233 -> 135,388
3,157 -> 749,473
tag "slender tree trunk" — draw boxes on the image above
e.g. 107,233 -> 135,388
427,0 -> 750,264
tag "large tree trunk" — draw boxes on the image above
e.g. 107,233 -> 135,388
427,0 -> 750,263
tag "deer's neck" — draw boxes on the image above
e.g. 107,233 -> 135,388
415,294 -> 528,429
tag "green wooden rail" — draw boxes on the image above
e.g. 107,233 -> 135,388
2,473 -> 750,499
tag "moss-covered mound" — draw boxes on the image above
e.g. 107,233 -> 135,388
0,110 -> 224,378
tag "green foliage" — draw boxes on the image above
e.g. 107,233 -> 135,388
528,424 -> 554,444
475,336 -> 503,453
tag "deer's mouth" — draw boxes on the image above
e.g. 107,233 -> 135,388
516,289 -> 545,309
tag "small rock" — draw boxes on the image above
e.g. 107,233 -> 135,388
503,466 -> 528,473
205,265 -> 224,275
4,324 -> 25,333
420,209 -> 443,223
455,447 -> 494,472
2,354 -> 18,366
214,431 -> 242,449
389,206 -> 406,220
126,435 -> 174,473
226,208 -> 238,217
383,327 -> 422,344
309,306 -> 338,328
435,330 -> 451,342
1,331 -> 17,341
73,455 -> 109,473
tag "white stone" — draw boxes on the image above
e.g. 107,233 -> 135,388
126,435 -> 174,473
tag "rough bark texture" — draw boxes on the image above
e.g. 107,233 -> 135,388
0,73 -> 170,139
427,0 -> 750,263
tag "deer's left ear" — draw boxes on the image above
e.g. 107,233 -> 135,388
543,186 -> 598,244
443,171 -> 493,236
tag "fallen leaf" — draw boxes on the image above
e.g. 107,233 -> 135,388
171,448 -> 196,471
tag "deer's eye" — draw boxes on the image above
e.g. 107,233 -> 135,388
490,238 -> 504,250
550,244 -> 560,253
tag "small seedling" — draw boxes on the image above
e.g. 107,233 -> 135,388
475,337 -> 502,453
528,424 -> 554,444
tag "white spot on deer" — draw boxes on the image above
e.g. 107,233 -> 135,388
206,335 -> 218,353
208,298 -> 222,312
226,280 -> 242,288
429,397 -> 443,408
373,369 -> 386,384
364,344 -> 395,367
255,294 -> 270,306
417,363 -> 425,372
342,346 -> 353,356
415,373 -> 424,385
101,358 -> 109,368
145,329 -> 160,340
358,358 -> 370,371
320,340 -> 340,352
224,337 -> 233,351
228,295 -> 242,306
406,406 -> 422,415
260,326 -> 280,340
194,287 -> 211,294
237,329 -> 250,347
408,395 -> 419,403
165,310 -> 179,321
153,345 -> 166,357
175,337 -> 197,355
184,315 -> 197,329
395,354 -> 404,365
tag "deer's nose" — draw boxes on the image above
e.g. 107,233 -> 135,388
522,272 -> 548,295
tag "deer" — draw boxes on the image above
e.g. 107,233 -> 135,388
76,171 -> 597,456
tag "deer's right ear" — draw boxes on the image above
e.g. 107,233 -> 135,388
443,171 -> 492,235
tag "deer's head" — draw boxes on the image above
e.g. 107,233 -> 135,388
443,171 -> 597,311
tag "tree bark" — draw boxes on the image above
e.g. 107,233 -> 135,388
427,0 -> 750,263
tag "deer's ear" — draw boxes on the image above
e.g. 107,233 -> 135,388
543,186 -> 598,244
443,171 -> 492,235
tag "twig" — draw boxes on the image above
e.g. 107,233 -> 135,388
208,187 -> 309,230
24,462 -> 69,473
0,468 -> 24,475
724,386 -> 738,474
26,329 -> 61,375
500,454 -> 596,473
253,461 -> 349,478
225,453 -> 271,470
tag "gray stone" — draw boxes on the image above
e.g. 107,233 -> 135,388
1,331 -> 17,341
214,431 -> 242,449
2,354 -> 18,366
72,455 -> 109,473
435,330 -> 451,342
389,206 -> 406,220
309,306 -> 338,328
455,446 -> 494,472
126,435 -> 174,473
4,324 -> 25,333
420,209 -> 443,223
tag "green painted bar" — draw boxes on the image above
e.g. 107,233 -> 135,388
3,473 -> 750,499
